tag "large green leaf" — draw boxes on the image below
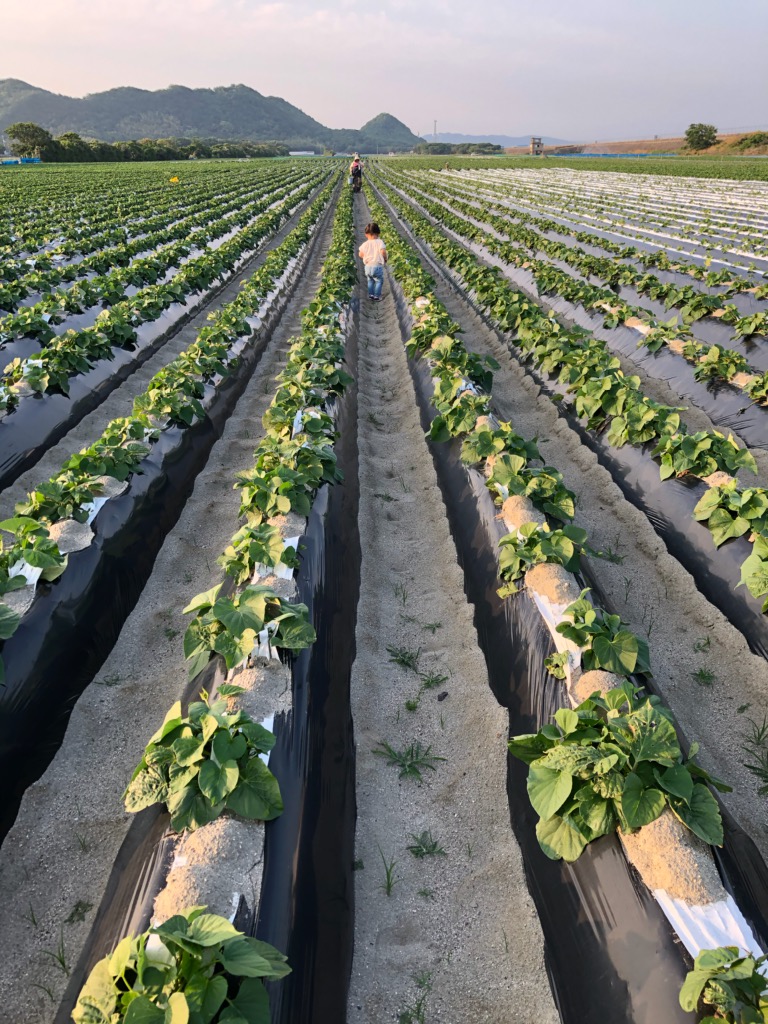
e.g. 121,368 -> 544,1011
187,914 -> 241,947
226,757 -> 283,821
165,992 -> 190,1024
620,772 -> 665,829
592,629 -> 639,675
707,507 -> 750,547
574,787 -> 615,838
183,585 -> 222,615
167,784 -> 224,832
123,996 -> 164,1024
238,722 -> 276,754
670,784 -> 723,846
678,969 -> 712,1012
213,627 -> 257,670
527,765 -> 572,820
625,702 -> 681,766
172,736 -> 207,768
219,938 -> 274,978
245,940 -> 291,980
72,958 -> 118,1024
124,769 -> 168,813
231,978 -> 270,1024
536,813 -> 588,862
212,730 -> 247,765
198,758 -> 239,805
0,602 -> 21,641
654,764 -> 693,804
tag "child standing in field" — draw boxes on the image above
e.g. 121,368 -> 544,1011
358,222 -> 387,301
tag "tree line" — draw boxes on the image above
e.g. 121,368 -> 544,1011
2,122 -> 290,161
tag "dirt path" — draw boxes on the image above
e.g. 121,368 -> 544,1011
347,198 -> 557,1024
374,190 -> 768,865
0,197 -> 338,1024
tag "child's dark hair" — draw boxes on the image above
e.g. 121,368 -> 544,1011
364,222 -> 380,236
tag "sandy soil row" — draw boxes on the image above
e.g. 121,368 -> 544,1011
0,198 -> 338,1024
347,197 -> 557,1023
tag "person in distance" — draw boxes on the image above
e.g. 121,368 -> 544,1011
358,222 -> 388,301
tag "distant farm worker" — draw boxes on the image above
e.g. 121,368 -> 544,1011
358,222 -> 387,301
350,156 -> 363,191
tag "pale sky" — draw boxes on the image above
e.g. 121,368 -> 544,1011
2,0 -> 767,141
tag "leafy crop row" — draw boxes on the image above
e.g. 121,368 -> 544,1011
0,178 -> 339,681
365,182 -> 727,864
0,165 -> 301,314
370,170 -> 768,616
385,170 -> 768,398
71,181 -> 357,1023
0,172 -> 329,409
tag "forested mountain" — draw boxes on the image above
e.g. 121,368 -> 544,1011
0,80 -> 423,152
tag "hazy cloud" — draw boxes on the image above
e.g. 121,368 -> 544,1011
4,0 -> 767,139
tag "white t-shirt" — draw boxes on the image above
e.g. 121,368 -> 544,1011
359,238 -> 387,266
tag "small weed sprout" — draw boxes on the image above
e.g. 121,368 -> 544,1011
743,717 -> 768,794
66,900 -> 93,924
387,645 -> 421,672
379,848 -> 399,896
691,667 -> 716,686
372,740 -> 446,780
41,930 -> 69,976
407,830 -> 446,859
393,581 -> 409,607
694,636 -> 712,653
21,903 -> 37,928
399,971 -> 433,1024
417,888 -> 436,901
419,670 -> 448,690
422,621 -> 442,634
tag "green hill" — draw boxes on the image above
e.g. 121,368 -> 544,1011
0,79 -> 423,152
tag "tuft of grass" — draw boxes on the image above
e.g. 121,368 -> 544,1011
422,621 -> 442,634
393,581 -> 409,607
417,888 -> 436,901
398,971 -> 433,1024
691,667 -> 716,686
407,830 -> 446,859
379,848 -> 399,896
387,645 -> 421,672
21,902 -> 37,928
41,930 -> 69,976
693,635 -> 712,653
419,670 -> 448,690
163,626 -> 180,641
372,740 -> 446,781
374,491 -> 395,503
94,672 -> 123,688
66,900 -> 93,924
74,831 -> 90,853
743,717 -> 768,794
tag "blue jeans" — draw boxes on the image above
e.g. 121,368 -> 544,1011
365,264 -> 384,298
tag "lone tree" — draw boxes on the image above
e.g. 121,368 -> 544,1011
685,123 -> 718,151
5,121 -> 56,158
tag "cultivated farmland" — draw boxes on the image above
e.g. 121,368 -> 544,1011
0,156 -> 767,1024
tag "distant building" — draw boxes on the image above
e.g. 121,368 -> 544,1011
530,137 -> 543,156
